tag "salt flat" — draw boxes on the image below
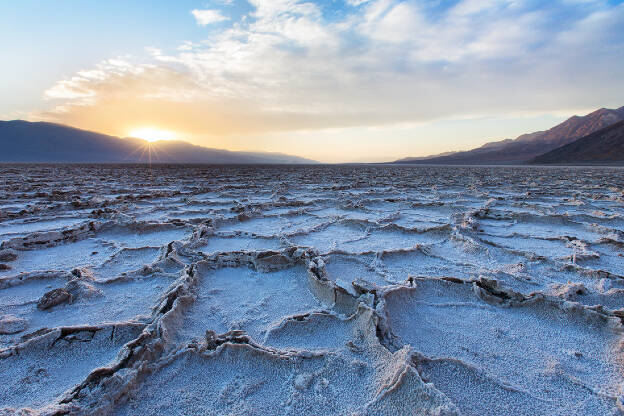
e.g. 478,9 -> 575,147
1,164 -> 623,415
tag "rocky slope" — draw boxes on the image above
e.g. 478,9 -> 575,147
531,120 -> 624,164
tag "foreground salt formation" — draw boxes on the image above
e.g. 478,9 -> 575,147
0,164 -> 623,415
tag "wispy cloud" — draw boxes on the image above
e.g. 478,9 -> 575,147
191,9 -> 229,25
44,59 -> 148,102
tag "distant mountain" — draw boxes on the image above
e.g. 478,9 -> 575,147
393,106 -> 624,165
530,120 -> 624,164
0,121 -> 316,164
394,151 -> 458,163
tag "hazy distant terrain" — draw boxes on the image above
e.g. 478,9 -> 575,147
1,164 -> 624,415
0,121 -> 316,164
395,106 -> 624,165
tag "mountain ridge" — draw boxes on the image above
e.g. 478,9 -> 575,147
0,120 -> 316,164
530,120 -> 624,164
393,106 -> 624,165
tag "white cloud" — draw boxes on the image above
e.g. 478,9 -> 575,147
42,0 -> 624,137
191,9 -> 229,25
346,0 -> 371,6
44,59 -> 148,101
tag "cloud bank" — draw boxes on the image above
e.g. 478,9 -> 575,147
40,0 -> 624,159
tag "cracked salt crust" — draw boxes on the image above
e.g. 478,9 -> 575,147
0,164 -> 623,415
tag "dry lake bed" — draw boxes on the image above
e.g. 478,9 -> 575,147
1,164 -> 624,415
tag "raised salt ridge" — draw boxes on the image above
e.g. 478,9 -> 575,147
0,164 -> 623,415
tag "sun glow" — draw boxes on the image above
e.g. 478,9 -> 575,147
129,127 -> 178,142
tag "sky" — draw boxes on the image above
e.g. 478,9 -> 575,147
1,0 -> 623,162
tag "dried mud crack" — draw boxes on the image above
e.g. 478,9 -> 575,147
1,164 -> 624,415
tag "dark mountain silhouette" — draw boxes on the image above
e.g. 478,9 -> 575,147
530,120 -> 624,164
0,121 -> 316,164
393,106 -> 624,164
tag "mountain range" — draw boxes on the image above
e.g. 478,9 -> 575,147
0,121 -> 316,164
394,106 -> 624,165
530,120 -> 624,164
2,109 -> 623,165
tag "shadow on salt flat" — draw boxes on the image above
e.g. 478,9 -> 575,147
96,225 -> 191,248
113,345 -> 381,415
379,249 -> 476,282
383,278 -> 624,416
197,235 -> 282,255
293,225 -> 450,264
0,239 -> 117,277
0,218 -> 89,239
323,254 -> 388,287
309,206 -> 396,223
290,223 -> 368,254
174,265 -> 323,344
91,247 -> 161,281
0,274 -> 172,346
264,309 -> 369,351
336,227 -> 447,254
477,216 -> 601,243
0,324 -> 143,410
479,234 -> 576,259
218,215 -> 327,237
217,216 -> 289,236
115,312 -> 457,416
573,242 -> 624,277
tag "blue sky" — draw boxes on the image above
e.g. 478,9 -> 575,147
1,0 -> 623,162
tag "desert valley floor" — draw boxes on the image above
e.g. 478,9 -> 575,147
1,164 -> 624,415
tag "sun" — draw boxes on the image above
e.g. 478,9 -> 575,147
128,127 -> 178,143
